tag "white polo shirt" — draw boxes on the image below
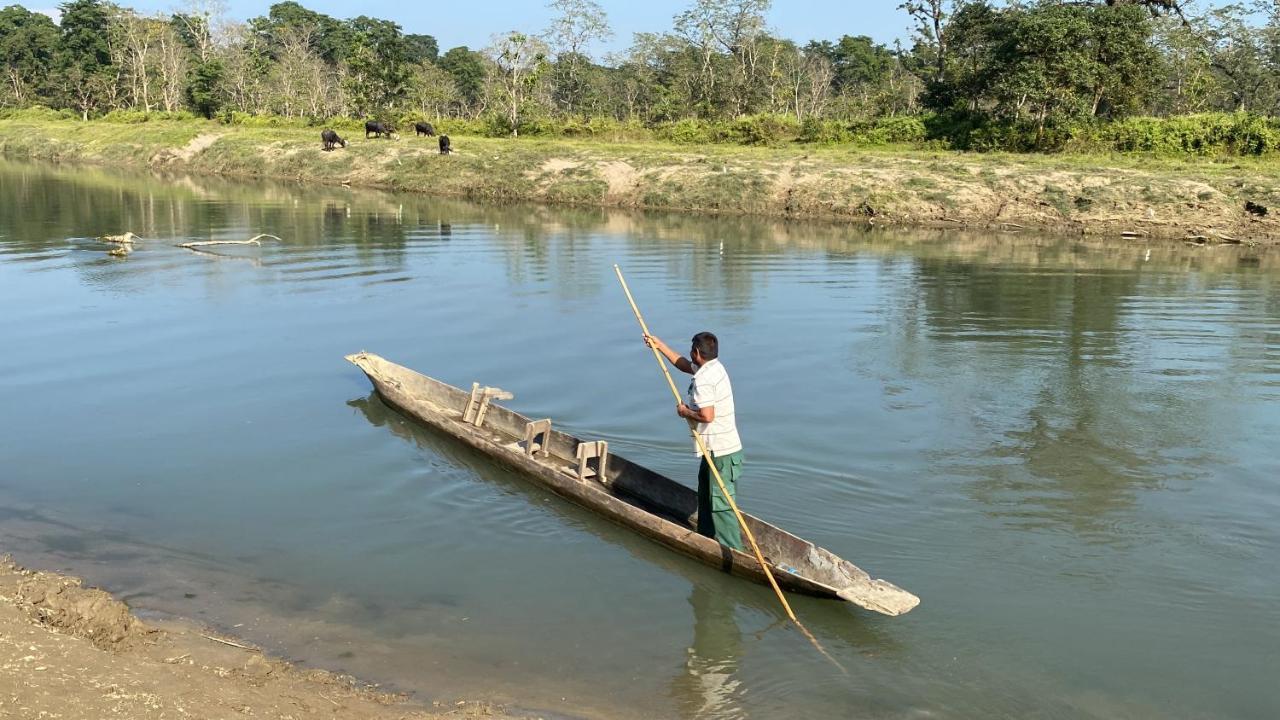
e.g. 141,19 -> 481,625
687,358 -> 743,457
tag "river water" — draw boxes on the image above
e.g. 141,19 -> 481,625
0,159 -> 1277,719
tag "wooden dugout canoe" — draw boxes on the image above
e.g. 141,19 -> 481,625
346,352 -> 920,616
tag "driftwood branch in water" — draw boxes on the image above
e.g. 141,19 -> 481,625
179,234 -> 280,249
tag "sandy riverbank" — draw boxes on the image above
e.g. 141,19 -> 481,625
0,556 -> 527,719
1,119 -> 1278,243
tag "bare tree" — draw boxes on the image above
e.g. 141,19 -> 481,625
790,48 -> 833,120
3,68 -> 28,107
674,0 -> 772,115
156,22 -> 188,111
220,23 -> 268,114
485,31 -> 550,136
174,0 -> 229,63
407,61 -> 460,119
112,10 -> 159,111
544,0 -> 612,115
268,24 -> 320,117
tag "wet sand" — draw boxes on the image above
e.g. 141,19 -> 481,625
0,556 -> 528,719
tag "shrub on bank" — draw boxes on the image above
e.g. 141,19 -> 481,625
726,114 -> 801,146
652,115 -> 802,145
217,111 -> 305,128
482,115 -> 652,141
851,115 -> 929,145
101,109 -> 198,123
797,118 -> 852,144
922,110 -> 1280,155
0,106 -> 78,121
654,118 -> 715,144
1083,113 -> 1280,156
798,115 -> 931,146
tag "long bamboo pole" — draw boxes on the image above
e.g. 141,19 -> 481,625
613,264 -> 799,621
614,266 -> 848,673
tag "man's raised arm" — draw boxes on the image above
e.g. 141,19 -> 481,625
643,335 -> 695,375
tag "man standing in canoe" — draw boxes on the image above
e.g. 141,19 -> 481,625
643,332 -> 744,552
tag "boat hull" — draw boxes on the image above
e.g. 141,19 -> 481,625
346,352 -> 919,616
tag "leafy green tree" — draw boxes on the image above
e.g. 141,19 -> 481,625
900,0 -> 979,86
251,1 -> 349,64
806,35 -> 894,92
1194,1 -> 1280,113
1151,11 -> 1219,114
57,0 -> 115,117
220,26 -> 273,114
0,6 -> 61,106
439,45 -> 487,112
1083,3 -> 1160,117
186,57 -> 224,117
405,33 -> 438,63
606,35 -> 672,121
988,3 -> 1157,144
343,16 -> 411,116
59,0 -> 112,73
673,0 -> 771,116
913,1 -> 1000,113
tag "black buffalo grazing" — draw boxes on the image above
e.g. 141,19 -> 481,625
438,134 -> 452,155
320,129 -> 346,151
365,121 -> 395,139
414,121 -> 436,137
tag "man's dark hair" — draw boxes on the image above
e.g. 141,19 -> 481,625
691,331 -> 719,361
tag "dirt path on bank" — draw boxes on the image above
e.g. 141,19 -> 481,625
0,557 -> 525,720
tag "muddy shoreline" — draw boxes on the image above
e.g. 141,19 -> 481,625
0,553 -> 537,719
1,119 -> 1278,245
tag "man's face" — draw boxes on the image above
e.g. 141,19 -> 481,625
690,345 -> 702,367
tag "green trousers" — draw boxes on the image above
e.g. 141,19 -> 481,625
697,450 -> 744,551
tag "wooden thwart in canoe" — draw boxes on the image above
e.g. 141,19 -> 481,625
346,352 -> 920,617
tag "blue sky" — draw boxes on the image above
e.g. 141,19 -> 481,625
24,1 -> 1249,56
25,0 -> 913,54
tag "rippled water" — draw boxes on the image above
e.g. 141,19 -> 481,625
1,159 -> 1278,719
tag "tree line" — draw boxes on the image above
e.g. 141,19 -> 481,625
2,0 -> 1279,150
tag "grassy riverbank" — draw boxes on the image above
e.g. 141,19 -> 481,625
2,118 -> 1279,242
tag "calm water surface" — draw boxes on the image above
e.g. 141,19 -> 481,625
1,159 -> 1278,719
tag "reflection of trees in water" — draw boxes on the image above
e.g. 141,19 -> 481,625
918,259 -> 1155,536
0,161 -> 469,283
0,160 -> 403,250
897,257 -> 1267,540
9,156 -> 1277,310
